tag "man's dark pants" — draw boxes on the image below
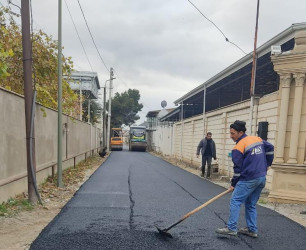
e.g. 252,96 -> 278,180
202,156 -> 212,177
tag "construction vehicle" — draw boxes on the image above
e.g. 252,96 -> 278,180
129,126 -> 147,152
110,128 -> 123,151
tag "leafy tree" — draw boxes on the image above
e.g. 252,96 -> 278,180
110,89 -> 143,127
0,44 -> 13,80
0,6 -> 79,117
82,99 -> 102,125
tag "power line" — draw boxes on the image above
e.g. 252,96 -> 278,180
8,0 -> 20,10
77,0 -> 109,73
69,1 -> 151,111
113,69 -> 129,89
187,0 -> 247,55
112,69 -> 152,110
7,0 -> 43,31
0,1 -> 18,21
64,0 -> 93,72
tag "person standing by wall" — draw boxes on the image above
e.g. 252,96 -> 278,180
196,132 -> 216,178
216,120 -> 274,238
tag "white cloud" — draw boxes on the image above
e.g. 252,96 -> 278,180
3,0 -> 305,123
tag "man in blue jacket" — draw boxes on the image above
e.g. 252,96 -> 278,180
216,120 -> 274,238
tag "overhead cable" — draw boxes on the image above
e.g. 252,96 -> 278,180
8,0 -> 20,10
77,0 -> 109,73
76,0 -> 152,110
64,0 -> 93,72
113,69 -> 152,110
187,0 -> 247,55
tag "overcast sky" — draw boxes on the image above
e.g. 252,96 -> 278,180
2,0 -> 306,123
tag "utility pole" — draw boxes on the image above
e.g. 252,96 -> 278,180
202,85 -> 206,137
103,81 -> 108,148
107,68 -> 114,152
79,80 -> 82,120
21,0 -> 36,203
88,99 -> 91,124
57,0 -> 63,187
180,102 -> 184,160
99,89 -> 103,146
249,0 -> 260,135
88,98 -> 91,156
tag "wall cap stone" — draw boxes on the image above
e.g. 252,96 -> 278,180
293,30 -> 306,53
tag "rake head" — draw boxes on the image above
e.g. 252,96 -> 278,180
155,226 -> 173,238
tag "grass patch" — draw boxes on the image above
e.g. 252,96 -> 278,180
0,197 -> 33,217
258,198 -> 268,204
43,155 -> 103,187
1,155 -> 105,217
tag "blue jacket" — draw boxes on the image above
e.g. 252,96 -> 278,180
231,134 -> 274,187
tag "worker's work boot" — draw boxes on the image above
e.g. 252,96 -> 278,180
238,227 -> 258,238
215,227 -> 237,236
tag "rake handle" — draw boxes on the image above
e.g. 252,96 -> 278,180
183,189 -> 231,219
165,189 -> 231,231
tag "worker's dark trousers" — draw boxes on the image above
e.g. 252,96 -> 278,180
201,156 -> 212,177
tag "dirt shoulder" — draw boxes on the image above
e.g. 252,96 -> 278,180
0,155 -> 107,250
151,152 -> 306,228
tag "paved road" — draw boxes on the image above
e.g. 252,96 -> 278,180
31,149 -> 306,250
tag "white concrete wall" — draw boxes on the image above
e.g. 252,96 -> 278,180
256,92 -> 278,190
151,92 -> 279,190
0,88 -> 101,203
151,125 -> 173,155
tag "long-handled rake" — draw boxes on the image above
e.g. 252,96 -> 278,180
155,189 -> 231,238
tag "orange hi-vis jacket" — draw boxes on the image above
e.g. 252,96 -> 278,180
231,134 -> 274,187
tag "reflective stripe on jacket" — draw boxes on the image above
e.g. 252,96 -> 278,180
231,134 -> 274,187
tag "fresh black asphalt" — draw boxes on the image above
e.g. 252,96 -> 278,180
31,149 -> 306,249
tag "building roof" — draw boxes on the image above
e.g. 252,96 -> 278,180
70,71 -> 100,88
160,107 -> 181,122
146,108 -> 175,118
67,71 -> 101,99
160,23 -> 306,122
146,110 -> 160,118
174,23 -> 306,105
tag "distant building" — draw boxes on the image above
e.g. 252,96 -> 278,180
146,108 -> 174,130
67,71 -> 100,99
138,122 -> 148,127
66,71 -> 101,122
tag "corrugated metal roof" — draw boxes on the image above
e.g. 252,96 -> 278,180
174,23 -> 306,105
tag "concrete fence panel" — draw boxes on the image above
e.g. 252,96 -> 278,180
154,93 -> 279,191
0,88 -> 101,203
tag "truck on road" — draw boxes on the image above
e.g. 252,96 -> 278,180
110,128 -> 123,151
129,126 -> 147,152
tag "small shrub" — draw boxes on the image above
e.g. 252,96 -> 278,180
0,197 -> 34,216
0,203 -> 8,216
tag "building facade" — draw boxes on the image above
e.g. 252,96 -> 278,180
149,24 -> 306,203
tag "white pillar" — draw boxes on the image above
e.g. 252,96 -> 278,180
275,74 -> 292,163
287,73 -> 305,164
